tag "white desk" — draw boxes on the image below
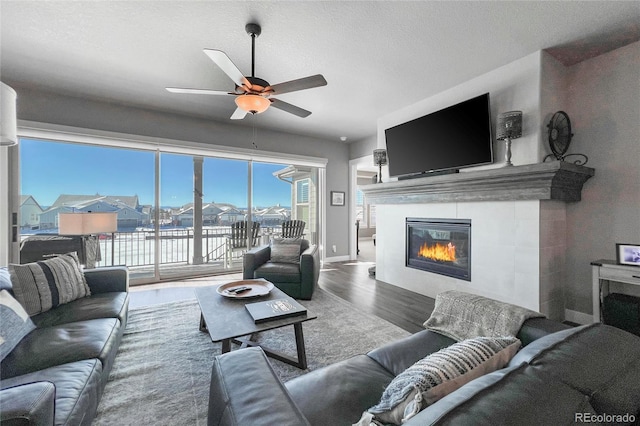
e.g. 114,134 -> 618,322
592,259 -> 640,323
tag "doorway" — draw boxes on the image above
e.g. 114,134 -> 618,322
349,156 -> 377,263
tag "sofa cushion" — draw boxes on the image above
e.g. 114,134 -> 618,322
209,347 -> 310,426
270,238 -> 302,263
0,290 -> 36,361
516,316 -> 571,346
255,262 -> 301,283
9,252 -> 90,316
368,329 -> 456,377
285,354 -> 395,426
0,381 -> 56,426
31,291 -> 129,328
511,323 -> 640,418
1,317 -> 120,380
410,363 -> 597,426
0,359 -> 103,426
362,336 -> 520,425
84,266 -> 129,294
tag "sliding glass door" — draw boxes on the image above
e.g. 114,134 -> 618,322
19,138 -> 156,281
18,136 -> 321,284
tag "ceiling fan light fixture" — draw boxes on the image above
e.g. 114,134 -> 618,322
235,94 -> 270,114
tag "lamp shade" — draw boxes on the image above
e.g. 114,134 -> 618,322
496,111 -> 523,140
235,94 -> 270,114
1,82 -> 18,146
59,212 -> 118,235
373,149 -> 388,166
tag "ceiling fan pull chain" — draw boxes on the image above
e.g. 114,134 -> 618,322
252,123 -> 258,149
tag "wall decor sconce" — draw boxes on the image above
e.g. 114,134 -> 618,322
496,111 -> 522,167
373,149 -> 388,183
1,82 -> 18,146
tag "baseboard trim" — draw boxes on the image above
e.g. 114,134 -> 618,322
324,255 -> 350,263
564,308 -> 593,325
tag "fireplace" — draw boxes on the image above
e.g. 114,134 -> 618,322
406,218 -> 471,281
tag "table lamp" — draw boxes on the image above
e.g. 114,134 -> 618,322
59,212 -> 118,236
373,149 -> 388,183
496,111 -> 522,167
59,212 -> 118,267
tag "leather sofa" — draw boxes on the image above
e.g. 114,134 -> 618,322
0,266 -> 129,426
243,239 -> 319,300
207,317 -> 640,425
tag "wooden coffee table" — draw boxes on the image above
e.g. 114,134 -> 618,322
195,283 -> 317,369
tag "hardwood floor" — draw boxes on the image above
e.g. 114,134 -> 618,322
129,241 -> 434,334
318,261 -> 434,333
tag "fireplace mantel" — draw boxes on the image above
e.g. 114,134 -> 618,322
360,161 -> 594,204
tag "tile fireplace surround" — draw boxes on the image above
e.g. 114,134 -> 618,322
360,161 -> 594,320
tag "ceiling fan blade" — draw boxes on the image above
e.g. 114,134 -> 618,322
166,87 -> 234,96
230,107 -> 248,120
203,49 -> 251,89
270,98 -> 312,118
268,74 -> 327,95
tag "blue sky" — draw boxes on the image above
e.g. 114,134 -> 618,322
20,139 -> 292,208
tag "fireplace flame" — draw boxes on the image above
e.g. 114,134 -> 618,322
418,242 -> 457,262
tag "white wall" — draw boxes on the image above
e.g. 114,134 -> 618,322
371,50 -> 596,319
377,51 -> 545,167
374,44 -> 638,320
375,52 -> 551,312
377,201 -> 542,312
349,134 -> 377,160
565,41 -> 640,313
376,199 -> 567,320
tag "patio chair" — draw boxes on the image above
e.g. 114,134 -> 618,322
225,221 -> 261,268
281,220 -> 306,238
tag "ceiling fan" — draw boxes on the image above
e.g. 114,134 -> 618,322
166,23 -> 327,120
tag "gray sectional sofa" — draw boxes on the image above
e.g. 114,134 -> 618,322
208,314 -> 640,425
0,266 -> 129,426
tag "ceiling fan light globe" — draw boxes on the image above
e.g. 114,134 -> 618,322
235,94 -> 270,114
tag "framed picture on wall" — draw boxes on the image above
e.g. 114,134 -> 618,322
616,243 -> 640,267
331,191 -> 345,206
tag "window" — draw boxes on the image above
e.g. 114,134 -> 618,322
355,189 -> 367,227
296,179 -> 309,203
17,134 -> 324,283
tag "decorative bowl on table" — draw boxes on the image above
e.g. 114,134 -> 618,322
216,279 -> 274,299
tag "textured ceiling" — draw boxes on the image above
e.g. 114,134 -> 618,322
1,1 -> 638,142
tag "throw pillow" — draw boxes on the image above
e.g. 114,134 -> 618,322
9,252 -> 91,316
271,238 -> 302,264
355,336 -> 521,426
0,290 -> 36,361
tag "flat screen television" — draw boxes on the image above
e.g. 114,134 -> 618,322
384,93 -> 493,179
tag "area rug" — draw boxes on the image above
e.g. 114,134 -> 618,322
93,288 -> 411,425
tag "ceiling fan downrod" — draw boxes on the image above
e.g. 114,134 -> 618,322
245,23 -> 261,78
